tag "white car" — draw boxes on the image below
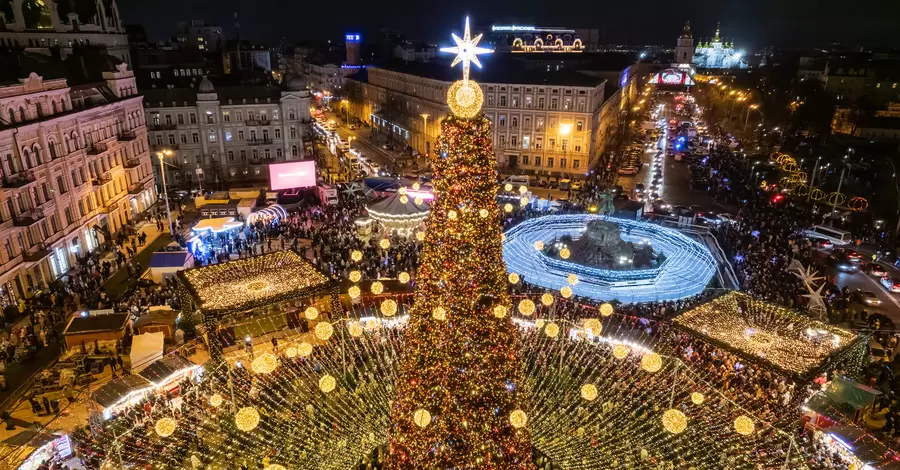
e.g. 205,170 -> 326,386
617,167 -> 638,175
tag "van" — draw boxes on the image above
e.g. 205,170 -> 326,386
559,179 -> 571,191
503,175 -> 531,186
803,225 -> 853,246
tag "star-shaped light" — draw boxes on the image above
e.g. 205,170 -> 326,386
440,17 -> 492,82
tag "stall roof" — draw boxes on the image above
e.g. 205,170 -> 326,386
138,355 -> 198,385
1,430 -> 58,447
366,192 -> 430,220
149,251 -> 192,268
64,313 -> 129,335
827,425 -> 900,468
134,308 -> 178,329
92,375 -> 152,409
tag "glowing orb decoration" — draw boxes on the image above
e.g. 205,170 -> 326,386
414,197 -> 424,205
379,239 -> 391,249
304,306 -> 319,320
298,342 -> 313,357
518,299 -> 536,316
599,303 -> 614,316
412,182 -> 421,191
285,346 -> 298,358
504,183 -> 514,192
541,293 -> 554,306
580,384 -> 598,401
155,417 -> 177,437
479,208 -> 489,218
520,196 -> 529,206
567,274 -> 578,285
510,409 -> 528,428
448,210 -> 458,220
314,322 -> 334,341
235,407 -> 260,431
641,352 -> 662,372
612,344 -> 629,360
414,409 -> 432,429
400,195 -> 409,204
349,270 -> 362,283
348,285 -> 361,299
560,286 -> 573,298
381,299 -> 398,316
584,318 -> 602,336
559,247 -> 571,259
348,321 -> 364,337
398,272 -> 410,283
533,240 -> 545,250
319,374 -> 337,393
662,409 -> 688,434
504,203 -> 513,213
416,231 -> 426,241
734,416 -> 755,435
519,185 -> 528,194
493,305 -> 508,318
370,281 -> 384,294
251,352 -> 278,374
209,394 -> 223,407
351,250 -> 363,262
447,79 -> 485,118
544,322 -> 560,338
508,272 -> 520,284
399,187 -> 408,196
432,306 -> 447,320
691,392 -> 705,405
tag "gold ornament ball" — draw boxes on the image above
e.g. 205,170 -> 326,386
349,321 -> 364,337
251,352 -> 278,374
348,285 -> 361,299
398,187 -> 408,195
398,272 -> 410,284
381,299 -> 398,317
412,182 -> 421,191
351,250 -> 363,262
235,407 -> 260,432
584,318 -> 602,336
544,322 -> 560,338
209,393 -> 223,407
518,299 -> 536,316
504,203 -> 513,213
504,183 -> 513,192
599,303 -> 614,316
560,286 -> 573,298
315,322 -> 334,341
416,231 -> 426,241
448,209 -> 458,220
662,409 -> 688,434
567,274 -> 579,285
379,239 -> 391,249
319,374 -> 337,393
541,293 -> 554,306
510,409 -> 528,428
304,306 -> 319,320
432,306 -> 447,321
612,344 -> 629,360
370,281 -> 384,294
349,270 -> 362,283
534,240 -> 545,250
508,272 -> 520,284
414,196 -> 424,205
734,415 -> 755,435
400,195 -> 409,204
285,346 -> 298,358
691,392 -> 705,405
447,79 -> 485,118
519,196 -> 529,206
519,185 -> 528,194
535,318 -> 545,329
414,408 -> 432,429
560,247 -> 571,259
580,384 -> 599,401
493,305 -> 508,318
155,417 -> 177,437
641,352 -> 663,372
479,208 -> 489,218
298,342 -> 313,357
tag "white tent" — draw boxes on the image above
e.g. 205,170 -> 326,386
129,332 -> 164,373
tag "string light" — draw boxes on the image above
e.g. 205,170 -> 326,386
315,322 -> 334,341
235,407 -> 260,432
566,274 -> 578,285
251,352 -> 278,374
504,203 -> 513,213
691,392 -> 705,405
533,240 -> 544,250
448,210 -> 458,220
400,195 -> 409,204
209,393 -> 223,407
599,303 -> 614,316
416,231 -> 426,241
432,306 -> 447,320
584,318 -> 602,336
493,305 -> 508,318
380,239 -> 391,249
560,286 -> 573,298
285,346 -> 298,358
348,286 -> 361,299
412,182 -> 421,191
351,250 -> 363,262
479,208 -> 489,218
519,186 -> 528,194
559,247 -> 571,259
415,196 -> 424,205
613,344 -> 630,359
519,196 -> 529,205
298,342 -> 313,357
544,322 -> 560,338
349,321 -> 364,337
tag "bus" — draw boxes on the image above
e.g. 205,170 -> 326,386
803,225 -> 853,246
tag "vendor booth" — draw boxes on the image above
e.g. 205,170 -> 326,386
134,306 -> 179,338
94,354 -> 200,420
129,332 -> 164,373
148,251 -> 193,283
247,204 -> 289,226
2,431 -> 73,470
366,191 -> 430,236
192,217 -> 243,234
63,313 -> 131,350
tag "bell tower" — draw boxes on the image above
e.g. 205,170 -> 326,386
675,21 -> 694,66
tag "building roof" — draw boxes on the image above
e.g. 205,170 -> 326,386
149,251 -> 192,268
92,375 -> 152,409
64,313 -> 130,335
133,308 -> 178,329
366,192 -> 430,220
142,84 -> 285,108
372,57 -> 606,88
138,355 -> 197,384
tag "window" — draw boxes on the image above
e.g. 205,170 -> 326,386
522,135 -> 530,149
177,114 -> 184,125
549,138 -> 556,149
560,158 -> 567,169
165,115 -> 172,125
538,97 -> 545,109
574,139 -> 582,152
577,99 -> 586,112
547,157 -> 554,168
155,135 -> 163,145
499,96 -> 507,107
576,121 -> 584,132
561,139 -> 568,151
291,145 -> 299,157
252,149 -> 258,160
511,117 -> 518,129
522,155 -> 529,165
487,95 -> 495,107
207,130 -> 217,143
525,96 -> 532,108
206,111 -> 215,124
64,207 -> 73,224
510,135 -> 518,147
274,128 -> 281,139
236,112 -> 243,121
511,97 -> 519,108
223,112 -> 231,122
573,159 -> 580,169
189,113 -> 196,124
289,127 -> 297,138
536,117 -> 544,131
563,98 -> 572,111
499,115 -> 506,127
56,175 -> 66,194
168,134 -> 176,145
276,148 -> 283,158
550,98 -> 558,109
225,131 -> 232,142
535,137 -> 543,149
240,150 -> 246,161
534,156 -> 541,167
237,130 -> 245,141
262,129 -> 269,141
228,150 -> 234,161
192,133 -> 199,143
524,117 -> 531,129
264,148 -> 271,159
498,135 -> 506,146
249,130 -> 257,141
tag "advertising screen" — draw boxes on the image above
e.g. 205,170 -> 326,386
269,161 -> 317,191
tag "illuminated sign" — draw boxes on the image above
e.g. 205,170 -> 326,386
345,33 -> 361,42
269,161 -> 317,190
492,25 -> 536,32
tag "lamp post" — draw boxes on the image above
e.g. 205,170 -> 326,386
156,149 -> 175,236
744,104 -> 759,132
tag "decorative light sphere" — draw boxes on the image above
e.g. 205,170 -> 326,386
414,196 -> 424,205
584,318 -> 602,336
519,185 -> 528,194
448,209 -> 458,220
518,299 -> 536,316
379,239 -> 391,249
510,409 -> 528,428
416,231 -> 426,241
493,305 -> 508,318
479,208 -> 489,218
508,272 -> 520,284
235,407 -> 260,432
370,281 -> 384,294
447,79 -> 484,118
540,293 -> 554,306
612,344 -> 629,360
400,195 -> 409,204
504,183 -> 514,192
285,346 -> 298,358
381,299 -> 398,316
641,352 -> 663,373
351,250 -> 363,262
251,352 -> 278,374
535,319 -> 545,329
349,321 -> 364,337
580,384 -> 598,401
734,415 -> 755,435
534,240 -> 545,250
559,247 -> 571,259
348,285 -> 361,299
314,322 -> 334,341
519,196 -> 529,206
504,203 -> 513,213
155,417 -> 177,437
432,306 -> 447,320
567,274 -> 579,285
599,303 -> 614,316
298,342 -> 313,357
662,409 -> 688,434
691,392 -> 705,405
399,187 -> 408,195
414,408 -> 432,429
304,306 -> 319,320
319,374 -> 337,393
398,272 -> 410,283
349,270 -> 362,283
412,182 -> 421,191
544,322 -> 560,338
209,393 -> 223,407
560,286 -> 573,298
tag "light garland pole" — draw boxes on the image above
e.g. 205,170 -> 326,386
155,149 -> 175,236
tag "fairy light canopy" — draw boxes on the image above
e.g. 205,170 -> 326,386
440,17 -> 493,118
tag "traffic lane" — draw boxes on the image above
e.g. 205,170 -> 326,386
832,269 -> 900,325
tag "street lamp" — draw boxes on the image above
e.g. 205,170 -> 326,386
155,149 -> 175,236
420,113 -> 430,157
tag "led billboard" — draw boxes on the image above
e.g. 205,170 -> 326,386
269,161 -> 316,191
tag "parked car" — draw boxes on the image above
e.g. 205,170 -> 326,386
617,167 -> 639,176
881,277 -> 900,293
851,290 -> 882,306
867,264 -> 888,277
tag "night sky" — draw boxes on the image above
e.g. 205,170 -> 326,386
117,0 -> 899,50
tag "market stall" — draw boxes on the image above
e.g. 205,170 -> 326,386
148,251 -> 193,283
63,313 -> 131,351
365,190 -> 430,236
94,374 -> 154,420
134,306 -> 179,338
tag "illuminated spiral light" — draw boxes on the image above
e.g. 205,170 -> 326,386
580,384 -> 598,401
509,409 -> 528,428
416,231 -> 425,241
827,191 -> 846,206
155,417 -> 176,437
518,299 -> 535,316
414,409 -> 432,429
315,322 -> 334,341
349,270 -> 362,283
412,182 -> 421,191
251,352 -> 278,374
348,321 -> 364,337
734,415 -> 755,435
370,281 -> 384,294
493,305 -> 508,318
348,285 -> 361,299
235,407 -> 260,432
559,247 -> 571,259
612,344 -> 629,360
414,196 -> 424,205
379,239 -> 391,249
599,303 -> 614,316
209,394 -> 223,407
849,196 -> 868,211
533,240 -> 544,250
298,342 -> 313,357
448,210 -> 458,220
544,322 -> 560,338
351,250 -> 363,262
560,286 -> 573,298
432,306 -> 447,320
508,272 -> 520,284
304,306 -> 319,320
519,185 -> 528,194
520,196 -> 529,206
398,272 -> 410,284
400,195 -> 409,204
319,374 -> 337,393
584,318 -> 602,336
662,409 -> 688,434
810,188 -> 825,201
285,346 -> 298,358
504,203 -> 513,213
380,299 -> 398,316
504,183 -> 514,192
567,274 -> 578,285
479,208 -> 489,218
691,392 -> 705,405
641,352 -> 663,372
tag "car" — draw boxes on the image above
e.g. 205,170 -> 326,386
348,124 -> 357,130
635,183 -> 645,193
868,264 -> 888,277
881,277 -> 900,293
809,237 -> 834,250
835,248 -> 863,263
571,181 -> 583,191
617,167 -> 639,175
852,290 -> 883,306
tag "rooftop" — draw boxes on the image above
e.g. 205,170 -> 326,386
64,313 -> 130,335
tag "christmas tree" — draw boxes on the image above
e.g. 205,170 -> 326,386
389,18 -> 534,470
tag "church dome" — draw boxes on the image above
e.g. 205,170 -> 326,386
198,76 -> 215,93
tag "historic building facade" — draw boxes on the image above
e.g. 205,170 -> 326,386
692,23 -> 748,70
